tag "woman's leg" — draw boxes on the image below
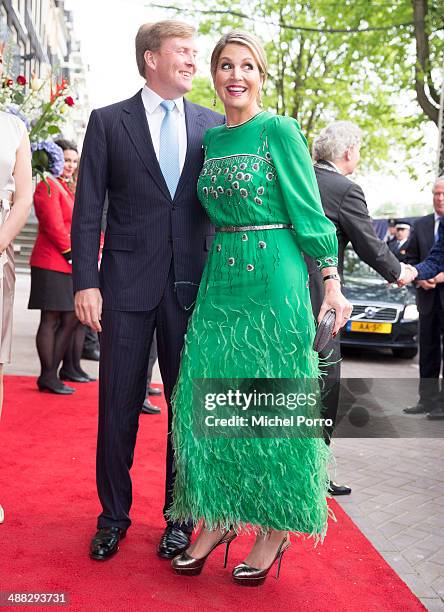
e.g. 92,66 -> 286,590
61,333 -> 76,376
72,324 -> 88,377
61,323 -> 90,379
36,310 -> 61,383
52,312 -> 78,378
36,310 -> 77,383
185,526 -> 228,558
242,529 -> 289,569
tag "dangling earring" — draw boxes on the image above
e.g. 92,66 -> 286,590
212,92 -> 217,107
258,88 -> 263,108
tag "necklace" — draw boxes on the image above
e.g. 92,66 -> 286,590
226,110 -> 265,129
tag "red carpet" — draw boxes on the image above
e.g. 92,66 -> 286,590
0,376 -> 424,612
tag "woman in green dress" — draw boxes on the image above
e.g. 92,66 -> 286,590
169,31 -> 352,585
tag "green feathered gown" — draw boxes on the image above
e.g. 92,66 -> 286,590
168,111 -> 339,542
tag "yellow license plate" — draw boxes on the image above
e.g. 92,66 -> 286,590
349,321 -> 392,334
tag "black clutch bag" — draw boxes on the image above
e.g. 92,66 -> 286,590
313,309 -> 336,353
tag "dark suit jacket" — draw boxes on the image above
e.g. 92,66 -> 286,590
71,91 -> 223,311
405,215 -> 444,314
387,238 -> 408,262
306,161 -> 401,313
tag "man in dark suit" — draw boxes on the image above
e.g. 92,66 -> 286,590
403,177 -> 444,419
71,21 -> 223,561
307,121 -> 408,494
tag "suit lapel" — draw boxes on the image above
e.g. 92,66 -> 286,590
122,91 -> 170,200
425,214 -> 435,251
174,99 -> 206,202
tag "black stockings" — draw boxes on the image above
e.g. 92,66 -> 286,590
36,310 -> 78,383
62,323 -> 88,377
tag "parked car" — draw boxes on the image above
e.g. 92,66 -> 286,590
340,247 -> 418,359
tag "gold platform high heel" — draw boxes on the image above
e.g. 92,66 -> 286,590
171,529 -> 237,576
232,533 -> 290,586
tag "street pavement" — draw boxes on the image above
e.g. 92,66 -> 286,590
6,274 -> 444,610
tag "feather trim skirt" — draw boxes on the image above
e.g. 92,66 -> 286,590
168,235 -> 334,543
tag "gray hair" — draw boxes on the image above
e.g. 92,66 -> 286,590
433,175 -> 444,191
312,121 -> 362,162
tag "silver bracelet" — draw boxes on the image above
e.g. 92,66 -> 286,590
323,273 -> 341,282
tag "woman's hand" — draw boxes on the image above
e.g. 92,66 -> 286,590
318,279 -> 353,336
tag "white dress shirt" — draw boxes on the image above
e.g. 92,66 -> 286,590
141,84 -> 187,173
328,160 -> 341,174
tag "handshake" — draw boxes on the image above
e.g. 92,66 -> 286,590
397,265 -> 444,289
397,264 -> 418,287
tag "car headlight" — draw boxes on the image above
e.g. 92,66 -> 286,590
403,304 -> 419,321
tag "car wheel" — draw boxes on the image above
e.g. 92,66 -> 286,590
392,347 -> 418,359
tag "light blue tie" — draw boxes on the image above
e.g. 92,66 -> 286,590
159,100 -> 180,199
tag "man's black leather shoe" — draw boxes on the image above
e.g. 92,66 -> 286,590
148,386 -> 162,396
141,399 -> 161,415
403,403 -> 428,414
328,481 -> 352,495
157,526 -> 191,559
427,408 -> 444,420
90,527 -> 126,561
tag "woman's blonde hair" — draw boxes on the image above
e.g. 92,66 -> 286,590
210,30 -> 268,86
135,20 -> 196,78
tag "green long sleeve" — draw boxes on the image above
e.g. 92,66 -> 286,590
267,116 -> 339,269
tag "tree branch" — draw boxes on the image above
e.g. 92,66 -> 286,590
151,4 -> 415,34
412,0 -> 439,124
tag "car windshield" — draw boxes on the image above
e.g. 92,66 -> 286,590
343,247 -> 386,284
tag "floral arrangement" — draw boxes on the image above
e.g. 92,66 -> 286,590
0,55 -> 75,185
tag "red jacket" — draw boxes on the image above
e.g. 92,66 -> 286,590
30,177 -> 73,274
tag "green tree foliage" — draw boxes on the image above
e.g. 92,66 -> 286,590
157,0 -> 443,173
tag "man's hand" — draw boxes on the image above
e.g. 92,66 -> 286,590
417,279 -> 436,290
398,264 -> 418,287
432,272 -> 444,284
75,288 -> 103,332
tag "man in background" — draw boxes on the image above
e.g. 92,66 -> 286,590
308,121 -> 409,494
388,221 -> 411,260
403,177 -> 444,419
384,218 -> 397,243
